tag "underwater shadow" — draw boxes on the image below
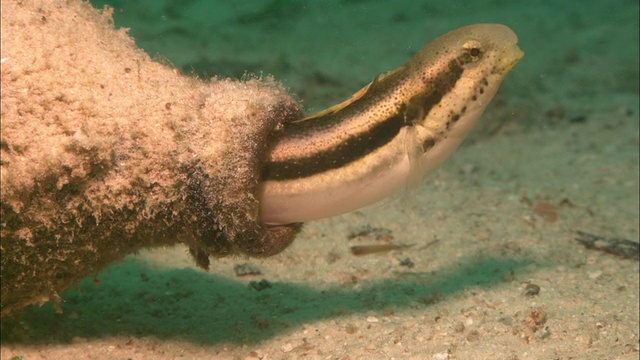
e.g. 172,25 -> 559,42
1,255 -> 532,345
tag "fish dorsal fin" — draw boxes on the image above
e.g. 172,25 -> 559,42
294,71 -> 390,122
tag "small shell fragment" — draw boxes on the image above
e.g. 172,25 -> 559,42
350,244 -> 414,256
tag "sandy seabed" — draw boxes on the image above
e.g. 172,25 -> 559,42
2,0 -> 638,359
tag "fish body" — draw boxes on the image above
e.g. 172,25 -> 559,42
260,24 -> 524,226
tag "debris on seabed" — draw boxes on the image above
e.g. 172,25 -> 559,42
575,231 -> 639,260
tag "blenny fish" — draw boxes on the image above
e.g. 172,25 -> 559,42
259,24 -> 523,226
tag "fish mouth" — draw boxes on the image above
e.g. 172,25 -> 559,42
495,43 -> 524,74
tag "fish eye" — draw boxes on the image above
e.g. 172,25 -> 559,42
462,40 -> 483,61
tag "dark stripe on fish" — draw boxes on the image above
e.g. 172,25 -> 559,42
262,58 -> 466,181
